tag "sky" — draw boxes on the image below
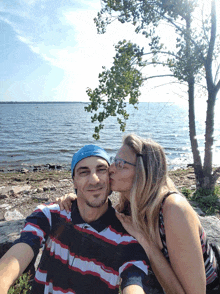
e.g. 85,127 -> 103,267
0,0 -> 219,103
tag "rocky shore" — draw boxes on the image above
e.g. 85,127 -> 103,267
0,166 -> 220,270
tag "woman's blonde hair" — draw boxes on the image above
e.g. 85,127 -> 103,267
116,133 -> 177,241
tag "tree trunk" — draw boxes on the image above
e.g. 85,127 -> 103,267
203,89 -> 217,190
185,11 -> 204,189
202,0 -> 218,190
188,79 -> 204,188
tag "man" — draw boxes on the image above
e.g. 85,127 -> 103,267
0,145 -> 152,294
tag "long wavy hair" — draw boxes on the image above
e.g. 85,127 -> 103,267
116,133 -> 178,242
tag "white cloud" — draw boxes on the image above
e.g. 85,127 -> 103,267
1,0 -> 219,102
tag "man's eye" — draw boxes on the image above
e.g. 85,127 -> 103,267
98,168 -> 107,173
79,171 -> 89,175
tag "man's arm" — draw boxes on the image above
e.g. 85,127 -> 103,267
0,243 -> 34,294
123,284 -> 145,293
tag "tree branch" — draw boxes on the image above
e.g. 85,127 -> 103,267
143,50 -> 180,60
143,74 -> 174,80
216,79 -> 220,92
206,0 -> 216,65
153,7 -> 206,65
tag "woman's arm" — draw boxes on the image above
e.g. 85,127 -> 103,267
162,194 -> 206,294
138,236 -> 186,294
116,212 -> 186,294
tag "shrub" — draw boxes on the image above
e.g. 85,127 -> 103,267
181,187 -> 192,199
8,272 -> 32,294
191,186 -> 220,215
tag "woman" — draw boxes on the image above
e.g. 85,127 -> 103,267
57,134 -> 219,293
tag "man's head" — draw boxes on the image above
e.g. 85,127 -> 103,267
71,145 -> 110,177
71,145 -> 111,209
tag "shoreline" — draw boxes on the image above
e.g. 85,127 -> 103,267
0,163 -> 70,173
0,162 -> 192,174
0,166 -> 219,228
0,167 -> 197,225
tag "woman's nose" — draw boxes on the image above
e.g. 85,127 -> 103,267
109,163 -> 116,174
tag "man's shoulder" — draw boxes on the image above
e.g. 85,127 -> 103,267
33,202 -> 59,215
30,202 -> 72,223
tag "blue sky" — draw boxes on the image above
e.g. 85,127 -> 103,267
0,0 -> 219,103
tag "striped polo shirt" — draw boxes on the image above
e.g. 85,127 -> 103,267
14,200 -> 150,294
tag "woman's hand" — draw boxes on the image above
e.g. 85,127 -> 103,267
55,193 -> 76,212
115,211 -> 144,242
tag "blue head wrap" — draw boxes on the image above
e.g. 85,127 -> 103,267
71,145 -> 110,177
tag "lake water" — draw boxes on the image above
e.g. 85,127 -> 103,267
0,102 -> 220,170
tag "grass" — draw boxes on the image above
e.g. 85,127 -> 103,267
181,185 -> 220,215
8,272 -> 32,294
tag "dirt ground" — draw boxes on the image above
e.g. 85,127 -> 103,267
0,167 -> 204,220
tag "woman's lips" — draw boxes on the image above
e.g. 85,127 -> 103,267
109,178 -> 114,185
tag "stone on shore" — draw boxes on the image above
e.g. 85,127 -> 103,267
199,215 -> 220,245
4,209 -> 24,221
0,219 -> 25,245
0,185 -> 32,198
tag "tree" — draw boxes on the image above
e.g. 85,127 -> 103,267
85,0 -> 220,190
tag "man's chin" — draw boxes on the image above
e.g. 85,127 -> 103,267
85,196 -> 108,208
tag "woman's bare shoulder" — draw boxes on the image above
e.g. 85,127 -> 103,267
162,193 -> 201,226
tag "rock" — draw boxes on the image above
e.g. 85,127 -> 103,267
189,200 -> 206,216
0,204 -> 12,210
37,188 -> 44,193
0,186 -> 10,199
200,216 -> 220,245
0,219 -> 25,244
0,219 -> 41,271
0,185 -> 32,198
48,164 -> 55,170
11,185 -> 32,195
187,175 -> 195,179
0,186 -> 6,193
0,194 -> 8,199
0,212 -> 4,221
43,186 -> 56,192
193,206 -> 205,216
8,190 -> 17,197
4,209 -> 24,221
21,168 -> 29,173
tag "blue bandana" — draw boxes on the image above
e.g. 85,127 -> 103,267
71,145 -> 110,177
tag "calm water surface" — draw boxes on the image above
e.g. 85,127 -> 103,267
0,102 -> 219,170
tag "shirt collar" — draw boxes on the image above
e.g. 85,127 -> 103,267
71,199 -> 115,232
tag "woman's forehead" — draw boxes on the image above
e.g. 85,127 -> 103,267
117,145 -> 135,161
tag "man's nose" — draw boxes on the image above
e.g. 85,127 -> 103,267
89,172 -> 100,184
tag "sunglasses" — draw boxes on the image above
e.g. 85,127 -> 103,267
110,157 -> 136,170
